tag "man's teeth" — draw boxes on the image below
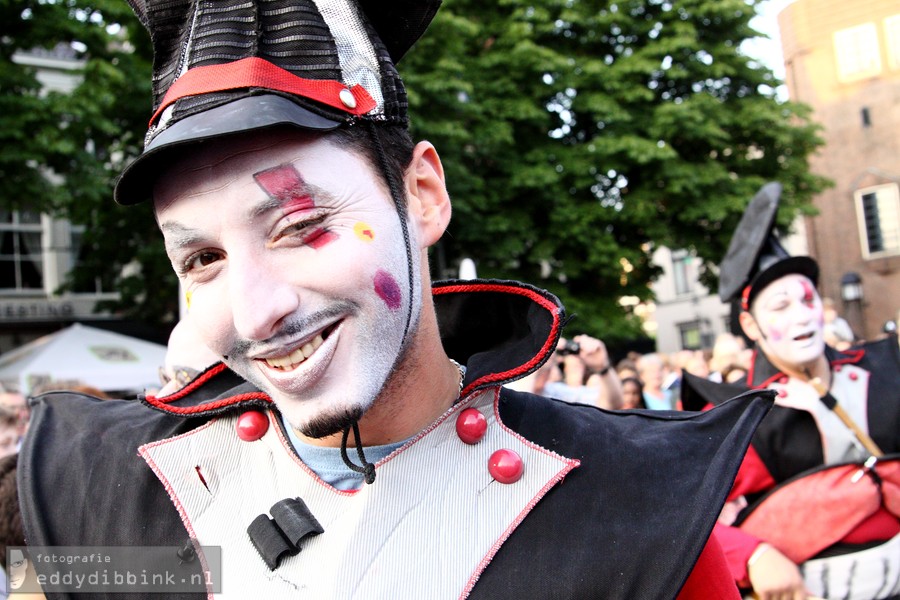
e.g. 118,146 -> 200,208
265,334 -> 324,369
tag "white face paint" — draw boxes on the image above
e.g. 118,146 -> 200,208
154,132 -> 421,438
751,274 -> 825,370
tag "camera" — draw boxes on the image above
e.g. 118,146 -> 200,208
556,340 -> 580,356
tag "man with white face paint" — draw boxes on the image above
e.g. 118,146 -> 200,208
16,1 -> 775,598
683,183 -> 900,600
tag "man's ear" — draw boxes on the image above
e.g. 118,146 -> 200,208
404,141 -> 450,249
739,310 -> 762,343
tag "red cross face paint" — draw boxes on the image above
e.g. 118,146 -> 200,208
752,274 -> 825,370
374,270 -> 402,311
801,278 -> 816,307
253,164 -> 315,212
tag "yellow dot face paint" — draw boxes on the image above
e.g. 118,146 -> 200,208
354,222 -> 376,242
185,290 -> 193,311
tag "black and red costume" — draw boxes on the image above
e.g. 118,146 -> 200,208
19,281 -> 771,599
684,336 -> 900,596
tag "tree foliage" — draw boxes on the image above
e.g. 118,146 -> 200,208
403,0 -> 829,340
0,0 -> 829,338
0,0 -> 175,323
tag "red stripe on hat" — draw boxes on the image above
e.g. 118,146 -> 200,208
150,57 -> 376,127
741,284 -> 752,312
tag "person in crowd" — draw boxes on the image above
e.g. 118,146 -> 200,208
157,318 -> 222,396
615,358 -> 639,380
619,377 -> 646,410
0,409 -> 19,461
720,364 -> 748,384
683,182 -> 900,600
822,297 -> 855,350
17,1 -> 773,597
540,335 -> 624,409
708,333 -> 748,383
0,390 -> 28,447
29,382 -> 111,399
637,353 -> 674,409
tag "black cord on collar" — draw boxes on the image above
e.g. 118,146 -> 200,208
340,421 -> 376,485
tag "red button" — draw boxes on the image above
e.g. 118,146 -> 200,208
834,365 -> 842,373
849,372 -> 858,381
779,377 -> 789,385
236,410 -> 269,441
489,449 -> 524,484
777,389 -> 788,398
456,408 -> 488,445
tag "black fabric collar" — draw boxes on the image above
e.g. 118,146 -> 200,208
143,279 -> 565,418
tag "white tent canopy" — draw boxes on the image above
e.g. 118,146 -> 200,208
0,323 -> 166,395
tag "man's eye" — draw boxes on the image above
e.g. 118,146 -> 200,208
185,251 -> 222,271
275,214 -> 327,242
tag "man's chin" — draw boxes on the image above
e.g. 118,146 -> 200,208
294,406 -> 365,439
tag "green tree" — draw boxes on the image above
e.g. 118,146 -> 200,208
404,0 -> 829,341
0,0 -> 175,323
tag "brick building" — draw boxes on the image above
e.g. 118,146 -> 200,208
779,0 -> 900,339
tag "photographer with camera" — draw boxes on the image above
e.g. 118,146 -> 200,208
540,335 -> 624,410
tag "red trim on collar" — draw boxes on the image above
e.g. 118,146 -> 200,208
145,362 -> 273,415
150,57 -> 376,127
746,350 -> 784,389
746,347 -> 867,389
433,283 -> 562,397
832,348 -> 865,366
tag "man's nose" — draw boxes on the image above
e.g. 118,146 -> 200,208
229,253 -> 300,342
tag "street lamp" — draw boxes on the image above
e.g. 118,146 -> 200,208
840,272 -> 863,302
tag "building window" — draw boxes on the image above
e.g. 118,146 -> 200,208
855,184 -> 900,258
0,210 -> 44,292
678,320 -> 702,350
886,15 -> 900,71
671,249 -> 694,296
833,23 -> 881,82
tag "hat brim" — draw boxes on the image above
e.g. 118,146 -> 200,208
745,255 -> 819,309
114,95 -> 341,205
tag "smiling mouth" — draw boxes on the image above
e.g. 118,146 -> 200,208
793,332 -> 815,342
263,324 -> 337,370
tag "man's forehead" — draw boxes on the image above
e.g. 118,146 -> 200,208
759,274 -> 816,299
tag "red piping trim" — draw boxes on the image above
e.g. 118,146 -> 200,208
150,57 -> 376,127
138,422 -> 217,599
832,348 -> 864,366
460,388 -> 579,598
145,363 -> 272,415
150,363 -> 228,404
145,391 -> 272,415
434,283 -> 562,396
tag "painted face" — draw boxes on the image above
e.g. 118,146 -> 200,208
750,274 -> 825,369
8,549 -> 27,589
154,132 -> 421,438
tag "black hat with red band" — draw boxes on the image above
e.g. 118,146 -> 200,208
719,182 -> 819,317
114,0 -> 441,205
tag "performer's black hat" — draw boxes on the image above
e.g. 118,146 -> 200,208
719,182 -> 819,314
114,0 -> 441,205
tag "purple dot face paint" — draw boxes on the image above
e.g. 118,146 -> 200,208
374,270 -> 402,311
253,164 -> 315,211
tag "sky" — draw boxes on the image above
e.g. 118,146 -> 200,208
743,0 -> 796,95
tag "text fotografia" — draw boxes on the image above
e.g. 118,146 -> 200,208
7,545 -> 222,594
